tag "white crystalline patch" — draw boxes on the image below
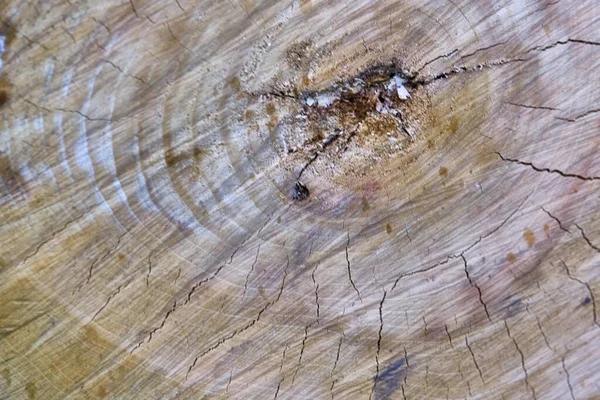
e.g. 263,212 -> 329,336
0,36 -> 5,52
306,97 -> 315,106
396,85 -> 410,100
316,92 -> 338,107
387,75 -> 410,100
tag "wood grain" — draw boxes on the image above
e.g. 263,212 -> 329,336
1,0 -> 599,399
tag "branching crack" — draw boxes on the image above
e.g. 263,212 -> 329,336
445,324 -> 454,349
504,320 -> 537,399
536,316 -> 553,352
92,280 -> 131,321
561,357 -> 576,400
370,291 -> 387,400
575,224 -> 600,253
100,58 -> 150,86
291,324 -> 310,385
184,265 -> 224,305
465,336 -> 485,385
541,207 -> 570,233
19,205 -> 94,267
330,337 -> 343,399
185,257 -> 289,380
131,300 -> 178,353
166,20 -> 194,54
496,152 -> 600,181
391,192 -> 530,292
274,344 -> 289,399
560,260 -> 599,328
461,255 -> 492,322
85,231 -> 127,285
242,245 -> 261,299
312,262 -> 320,320
24,99 -> 111,122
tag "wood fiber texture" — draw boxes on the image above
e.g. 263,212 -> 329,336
1,0 -> 600,399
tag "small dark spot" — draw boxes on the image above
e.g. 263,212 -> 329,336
192,146 -> 204,159
506,298 -> 524,318
361,197 -> 370,213
245,109 -> 255,121
292,181 -> 309,201
507,252 -> 516,263
439,166 -> 448,177
0,90 -> 8,107
583,297 -> 592,305
277,216 -> 281,223
427,139 -> 434,149
523,228 -> 536,248
165,150 -> 187,167
266,102 -> 276,115
449,117 -> 459,134
230,77 -> 241,93
97,386 -> 107,398
25,382 -> 36,400
118,253 -> 126,261
2,368 -> 10,387
386,224 -> 393,235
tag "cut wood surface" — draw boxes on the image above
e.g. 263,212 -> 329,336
1,0 -> 600,399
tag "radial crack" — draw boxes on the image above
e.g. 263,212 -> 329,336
560,260 -> 599,328
497,152 -> 600,181
370,291 -> 387,400
541,207 -> 570,233
185,257 -> 289,380
312,262 -> 320,320
465,336 -> 485,385
291,324 -> 310,385
461,255 -> 492,322
575,224 -> 600,253
345,232 -> 362,301
561,357 -> 576,400
504,320 -> 537,399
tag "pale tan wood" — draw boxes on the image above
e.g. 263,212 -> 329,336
1,1 -> 600,399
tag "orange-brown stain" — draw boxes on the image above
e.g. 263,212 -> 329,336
302,75 -> 311,87
543,224 -> 551,238
165,150 -> 187,167
361,197 -> 370,213
523,228 -> 536,247
386,224 -> 392,235
300,0 -> 311,13
245,109 -> 255,121
507,252 -> 516,263
427,139 -> 434,149
118,253 -> 126,261
258,286 -> 267,300
439,166 -> 448,177
449,117 -> 459,134
266,103 -> 278,129
25,382 -> 36,399
543,24 -> 551,36
97,386 -> 107,398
